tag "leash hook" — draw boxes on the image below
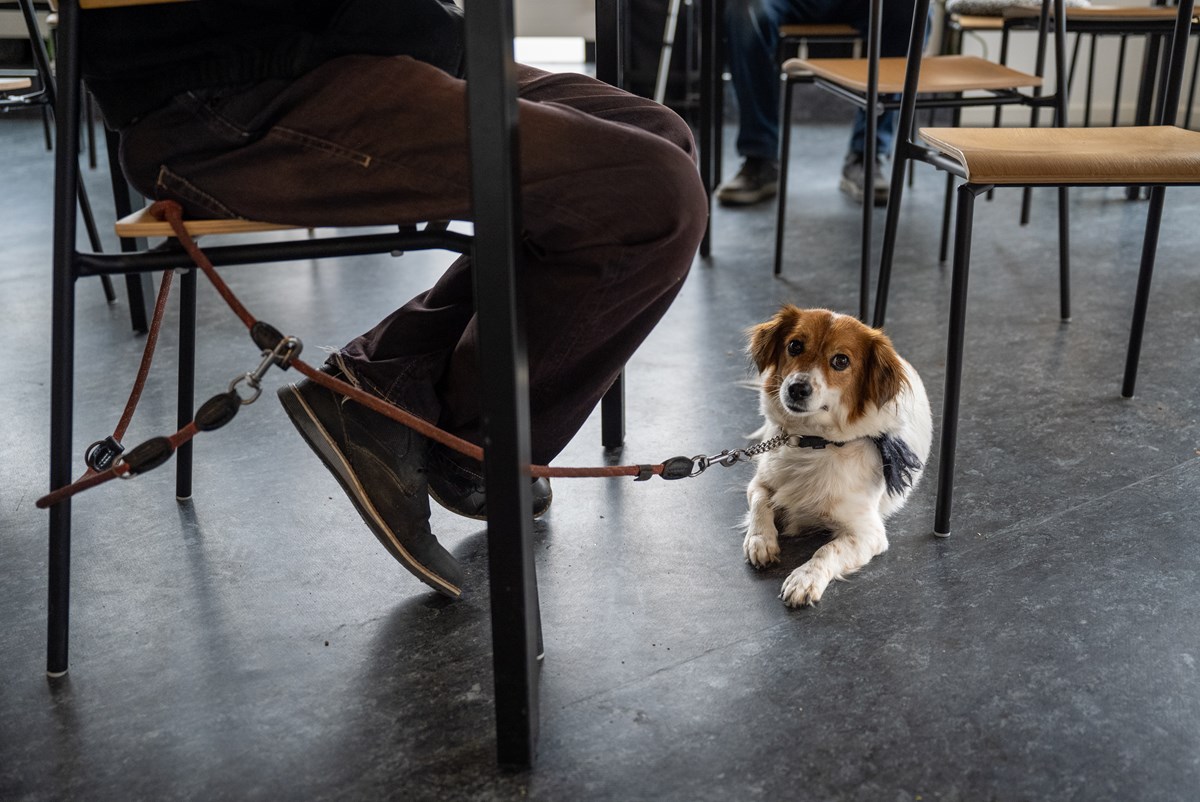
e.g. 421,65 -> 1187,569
229,335 -> 303,405
689,447 -> 748,477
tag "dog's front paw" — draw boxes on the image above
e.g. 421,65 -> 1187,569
780,563 -> 831,607
743,531 -> 780,568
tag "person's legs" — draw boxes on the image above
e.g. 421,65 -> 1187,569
119,57 -> 706,593
837,0 -> 922,203
718,0 -> 795,205
123,57 -> 703,459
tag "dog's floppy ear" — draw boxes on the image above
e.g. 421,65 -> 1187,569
747,305 -> 799,372
858,330 -> 908,415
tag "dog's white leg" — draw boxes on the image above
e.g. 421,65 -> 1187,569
743,479 -> 780,567
779,509 -> 887,607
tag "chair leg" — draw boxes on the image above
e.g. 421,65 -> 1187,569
601,370 -> 625,449
103,128 -> 155,333
1083,34 -> 1097,128
1185,42 -> 1200,130
1127,33 -> 1162,200
1112,35 -> 1128,127
1057,186 -> 1071,321
465,0 -> 541,768
934,184 -> 989,538
773,79 -> 796,277
938,172 -> 955,264
47,0 -> 84,680
699,0 -> 717,258
872,138 -> 911,328
77,181 -> 116,303
177,268 -> 197,501
1121,186 -> 1168,399
860,127 -> 875,322
937,105 -> 964,265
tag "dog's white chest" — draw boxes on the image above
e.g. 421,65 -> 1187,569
758,442 -> 883,521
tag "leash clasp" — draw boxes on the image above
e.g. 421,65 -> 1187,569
689,447 -> 747,477
229,335 -> 303,405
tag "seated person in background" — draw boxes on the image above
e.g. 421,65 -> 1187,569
80,0 -> 708,598
716,0 -> 921,207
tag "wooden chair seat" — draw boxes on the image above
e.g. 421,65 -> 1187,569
1004,4 -> 1195,23
0,77 -> 33,91
918,125 -> 1200,184
785,54 -> 1043,94
949,13 -> 1006,31
779,22 -> 859,38
114,206 -> 302,238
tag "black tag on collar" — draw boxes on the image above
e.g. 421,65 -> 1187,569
871,433 -> 923,496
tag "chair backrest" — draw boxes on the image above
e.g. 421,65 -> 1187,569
894,0 -> 1068,138
79,0 -> 192,7
1160,0 -> 1197,127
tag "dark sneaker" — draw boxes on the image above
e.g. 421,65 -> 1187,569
277,365 -> 463,598
840,152 -> 890,207
715,157 -> 780,206
427,446 -> 553,521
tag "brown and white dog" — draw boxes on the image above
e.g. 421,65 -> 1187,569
743,305 -> 932,607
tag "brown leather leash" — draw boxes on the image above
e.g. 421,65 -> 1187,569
37,201 -> 698,510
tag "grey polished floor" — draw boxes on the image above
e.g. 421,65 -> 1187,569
3,102 -> 1199,801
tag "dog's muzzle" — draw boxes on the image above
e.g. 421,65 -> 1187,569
781,375 -> 813,413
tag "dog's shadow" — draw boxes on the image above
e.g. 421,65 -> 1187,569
748,525 -> 833,581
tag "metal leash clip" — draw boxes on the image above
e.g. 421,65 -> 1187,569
688,447 -> 749,477
229,335 -> 303,405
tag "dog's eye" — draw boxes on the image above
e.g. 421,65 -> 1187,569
831,354 -> 851,371
787,340 -> 804,356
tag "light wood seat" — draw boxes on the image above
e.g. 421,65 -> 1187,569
949,14 -> 1005,30
0,77 -> 33,91
785,54 -> 1043,94
918,125 -> 1200,184
114,206 -> 302,238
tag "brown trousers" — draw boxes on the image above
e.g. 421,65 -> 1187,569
120,56 -> 708,464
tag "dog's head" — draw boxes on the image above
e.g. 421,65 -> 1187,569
747,305 -> 907,432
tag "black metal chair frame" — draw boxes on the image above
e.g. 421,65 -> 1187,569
47,0 -> 627,769
886,0 -> 1197,538
774,0 -> 1066,322
868,0 -> 1070,329
6,0 -> 156,329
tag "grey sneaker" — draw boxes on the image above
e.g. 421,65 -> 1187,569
716,157 -> 779,206
840,152 -> 890,207
278,364 -> 463,598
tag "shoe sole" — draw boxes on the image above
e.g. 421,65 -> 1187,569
839,177 -> 889,207
279,384 -> 462,598
716,184 -> 778,206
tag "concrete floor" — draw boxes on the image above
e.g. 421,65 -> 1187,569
2,103 -> 1199,801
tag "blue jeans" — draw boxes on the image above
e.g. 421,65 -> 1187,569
724,0 -> 922,161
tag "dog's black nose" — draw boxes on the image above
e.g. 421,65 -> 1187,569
788,379 -> 812,401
